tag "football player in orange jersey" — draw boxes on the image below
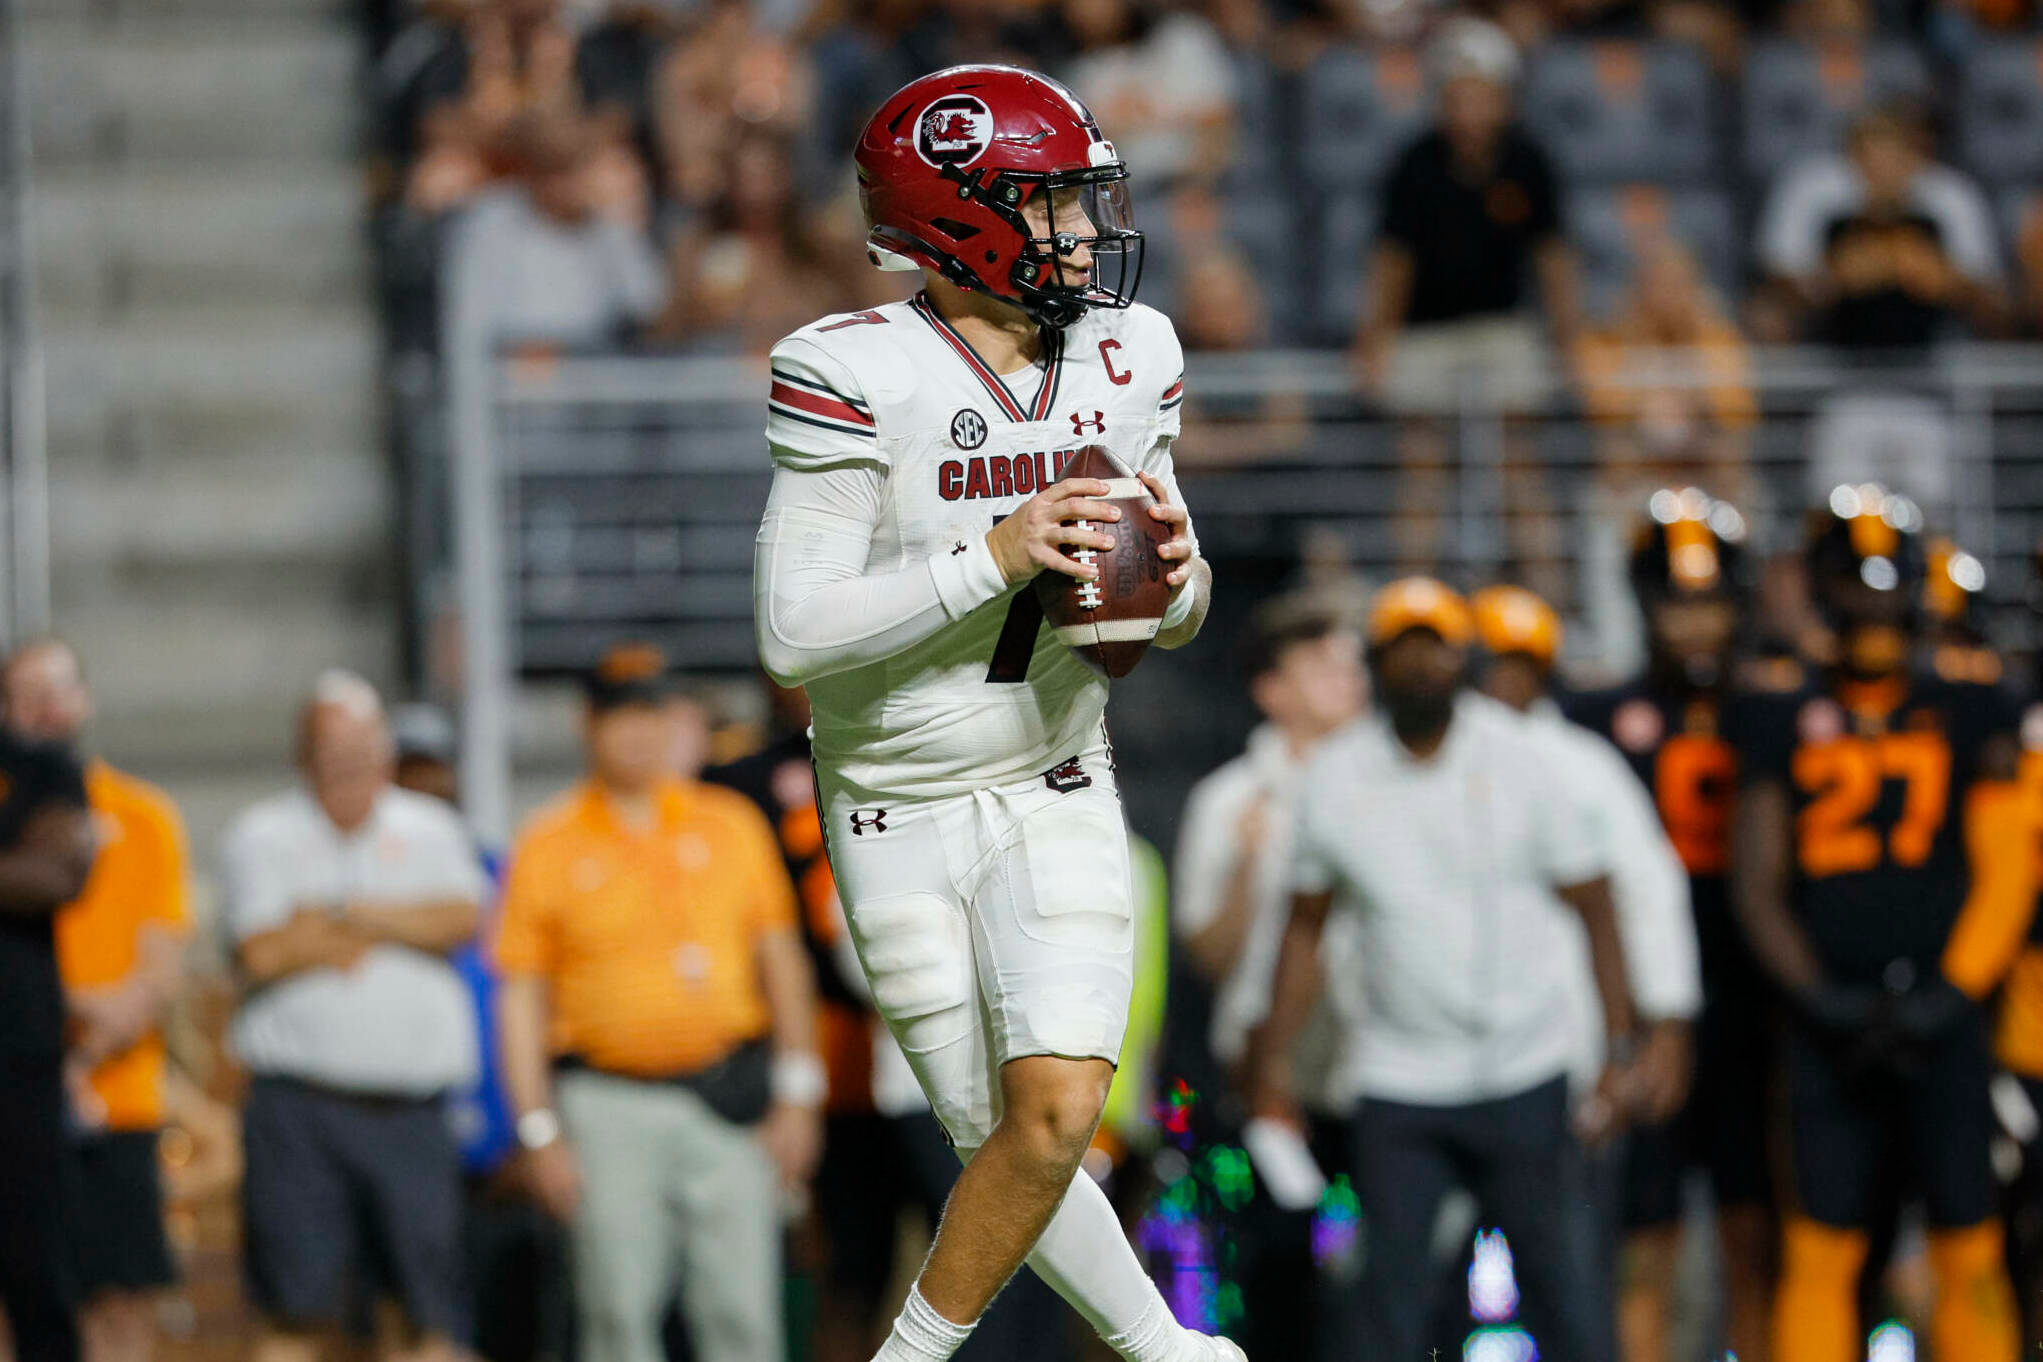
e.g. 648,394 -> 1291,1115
1564,488 -> 1773,1362
1730,486 -> 2033,1362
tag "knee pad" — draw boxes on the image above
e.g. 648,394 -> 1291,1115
850,893 -> 974,1044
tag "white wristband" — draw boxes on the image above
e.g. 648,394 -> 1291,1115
771,1051 -> 828,1108
1161,569 -> 1199,629
928,537 -> 1009,619
516,1108 -> 562,1150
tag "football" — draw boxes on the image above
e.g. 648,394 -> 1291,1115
1032,444 -> 1175,680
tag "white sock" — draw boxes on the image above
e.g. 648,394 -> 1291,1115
873,1283 -> 977,1362
1023,1170 -> 1197,1362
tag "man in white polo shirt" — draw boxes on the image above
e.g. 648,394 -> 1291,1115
221,671 -> 483,1362
1173,595 -> 1368,1359
1250,578 -> 1638,1362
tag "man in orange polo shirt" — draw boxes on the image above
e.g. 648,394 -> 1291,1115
3,638 -> 191,1362
496,644 -> 822,1362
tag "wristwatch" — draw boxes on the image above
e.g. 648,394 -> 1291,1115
516,1108 -> 562,1151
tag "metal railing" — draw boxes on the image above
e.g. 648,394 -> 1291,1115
427,339 -> 2043,841
0,0 -> 49,645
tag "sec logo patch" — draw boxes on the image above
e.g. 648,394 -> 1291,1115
950,409 -> 987,450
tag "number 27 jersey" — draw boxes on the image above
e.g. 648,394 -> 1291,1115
762,293 -> 1191,801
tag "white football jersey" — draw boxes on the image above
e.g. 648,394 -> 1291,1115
763,291 -> 1191,800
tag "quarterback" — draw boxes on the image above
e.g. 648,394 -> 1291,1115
753,66 -> 1231,1362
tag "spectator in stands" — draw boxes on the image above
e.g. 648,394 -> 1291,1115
2014,203 -> 2043,338
1574,237 -> 1755,494
0,652 -> 98,1362
441,110 -> 667,349
1754,103 -> 2006,344
1251,577 -> 1636,1362
1354,18 -> 1582,599
654,131 -> 856,352
220,671 -> 483,1362
1170,240 -> 1311,463
4,641 -> 191,1362
1058,0 -> 1237,190
654,0 -> 816,212
1174,597 -> 1368,1360
495,643 -> 823,1362
389,0 -> 648,218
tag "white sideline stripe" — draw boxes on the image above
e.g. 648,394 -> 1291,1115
1052,619 -> 1161,647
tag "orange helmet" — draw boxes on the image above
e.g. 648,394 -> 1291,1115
1471,585 -> 1561,669
1366,577 -> 1474,650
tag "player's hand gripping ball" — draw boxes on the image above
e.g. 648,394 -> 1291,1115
1032,445 -> 1175,679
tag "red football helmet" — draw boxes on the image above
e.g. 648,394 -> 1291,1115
855,65 -> 1144,329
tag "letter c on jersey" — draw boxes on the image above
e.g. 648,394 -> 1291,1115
1098,338 -> 1132,386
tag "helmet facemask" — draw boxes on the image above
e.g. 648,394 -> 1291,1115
1005,166 -> 1144,328
896,157 -> 1143,329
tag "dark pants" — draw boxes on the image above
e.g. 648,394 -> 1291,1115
465,1174 -> 574,1362
0,1055 -> 79,1362
242,1076 -> 467,1342
1350,1076 -> 1613,1362
1785,1011 -> 1996,1229
2004,1076 -> 2043,1351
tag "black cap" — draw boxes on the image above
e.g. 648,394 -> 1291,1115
585,642 -> 677,712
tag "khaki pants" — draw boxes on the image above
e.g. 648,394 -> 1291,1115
557,1069 -> 782,1362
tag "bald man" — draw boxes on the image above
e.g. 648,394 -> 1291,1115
219,673 -> 484,1362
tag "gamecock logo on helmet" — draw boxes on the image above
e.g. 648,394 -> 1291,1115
916,95 -> 993,167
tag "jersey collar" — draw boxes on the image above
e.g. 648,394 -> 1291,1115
911,291 -> 1063,424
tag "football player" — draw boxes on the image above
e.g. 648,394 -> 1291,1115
1729,485 -> 2033,1362
752,67 -> 1228,1362
1563,489 -> 1776,1362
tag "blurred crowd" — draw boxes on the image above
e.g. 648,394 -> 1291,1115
12,476 -> 2043,1362
366,0 -> 2043,370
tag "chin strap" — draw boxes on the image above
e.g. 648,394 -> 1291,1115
866,243 -> 923,273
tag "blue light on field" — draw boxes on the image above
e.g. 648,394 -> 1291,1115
1464,1325 -> 1539,1362
1469,1229 -> 1522,1323
1866,1320 -> 1915,1362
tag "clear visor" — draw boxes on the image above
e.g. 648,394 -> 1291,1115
1029,167 -> 1142,308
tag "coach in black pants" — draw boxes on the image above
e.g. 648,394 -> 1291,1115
1249,581 -> 1670,1362
0,721 -> 99,1362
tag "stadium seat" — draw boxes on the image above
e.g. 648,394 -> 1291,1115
1298,45 -> 1431,195
1566,184 -> 1740,320
1741,39 -> 1931,182
1520,41 -> 1718,184
1959,40 -> 2043,186
1310,191 -> 1379,347
1224,49 -> 1286,192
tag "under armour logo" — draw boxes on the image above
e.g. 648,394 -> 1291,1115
1070,410 -> 1106,437
951,541 -> 969,555
849,809 -> 889,835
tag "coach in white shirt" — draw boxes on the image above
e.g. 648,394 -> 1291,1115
1251,578 -> 1643,1362
1470,585 -> 1701,1110
1172,596 -> 1367,1358
220,672 -> 483,1362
